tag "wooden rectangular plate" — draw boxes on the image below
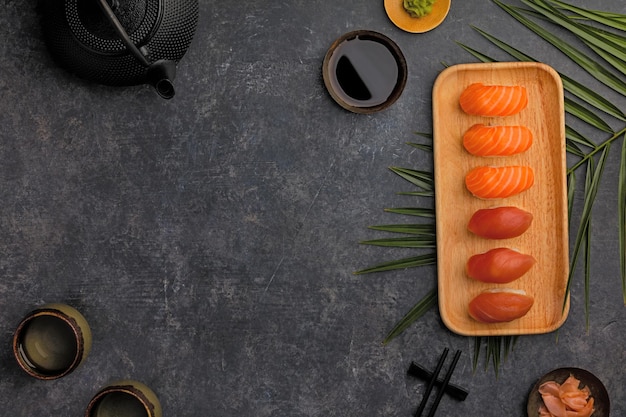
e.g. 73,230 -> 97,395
432,62 -> 569,336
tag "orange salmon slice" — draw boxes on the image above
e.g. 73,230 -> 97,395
463,124 -> 533,156
465,165 -> 534,199
460,83 -> 528,117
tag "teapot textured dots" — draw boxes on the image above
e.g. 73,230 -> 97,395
38,0 -> 198,98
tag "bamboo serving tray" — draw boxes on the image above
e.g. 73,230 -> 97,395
432,62 -> 569,336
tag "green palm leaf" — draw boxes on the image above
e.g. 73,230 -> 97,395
384,207 -> 435,217
565,145 -> 609,309
547,0 -> 626,31
582,159 -> 593,331
566,142 -> 585,158
493,0 -> 626,96
620,134 -> 626,304
572,24 -> 626,78
472,336 -> 517,376
367,224 -> 435,235
455,42 -> 496,63
389,167 -> 434,191
359,236 -> 436,249
521,0 -> 626,64
577,22 -> 626,49
566,126 -> 598,150
561,74 -> 626,122
522,2 -> 626,79
568,129 -> 625,174
565,99 -> 614,133
584,208 -> 591,331
567,170 -> 576,227
354,253 -> 436,275
382,289 -> 437,345
407,143 -> 433,152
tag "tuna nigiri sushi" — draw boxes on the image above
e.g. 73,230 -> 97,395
463,124 -> 533,157
468,289 -> 534,323
465,165 -> 534,199
459,83 -> 528,117
468,206 -> 533,239
466,247 -> 536,283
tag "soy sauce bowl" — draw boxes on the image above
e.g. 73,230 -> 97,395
322,30 -> 407,114
527,367 -> 610,417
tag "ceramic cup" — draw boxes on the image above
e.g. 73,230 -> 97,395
85,380 -> 163,417
12,303 -> 92,380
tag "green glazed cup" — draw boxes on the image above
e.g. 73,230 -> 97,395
85,380 -> 163,417
12,303 -> 92,380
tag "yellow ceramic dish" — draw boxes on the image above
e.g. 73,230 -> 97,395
86,380 -> 163,417
13,303 -> 92,380
384,0 -> 451,33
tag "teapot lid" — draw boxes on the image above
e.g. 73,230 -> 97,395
66,0 -> 160,54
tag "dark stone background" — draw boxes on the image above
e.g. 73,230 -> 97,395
1,1 -> 625,416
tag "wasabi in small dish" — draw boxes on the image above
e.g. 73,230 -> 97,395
384,0 -> 451,33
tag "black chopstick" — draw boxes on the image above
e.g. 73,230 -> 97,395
407,362 -> 468,401
414,348 -> 448,417
425,349 -> 462,417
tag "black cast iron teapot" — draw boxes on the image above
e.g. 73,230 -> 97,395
38,0 -> 199,99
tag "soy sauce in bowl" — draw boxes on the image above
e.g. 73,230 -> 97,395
323,30 -> 407,114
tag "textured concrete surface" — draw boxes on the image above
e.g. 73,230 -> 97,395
1,1 -> 626,416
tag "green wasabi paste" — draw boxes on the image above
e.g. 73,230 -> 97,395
403,0 -> 436,18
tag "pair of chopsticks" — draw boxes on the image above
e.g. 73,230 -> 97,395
407,362 -> 468,401
414,348 -> 462,417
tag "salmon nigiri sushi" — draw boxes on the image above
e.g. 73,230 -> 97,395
465,165 -> 534,199
468,289 -> 534,323
463,124 -> 533,157
460,83 -> 528,117
468,206 -> 533,239
466,247 -> 536,283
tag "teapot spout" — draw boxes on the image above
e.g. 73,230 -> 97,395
147,60 -> 177,99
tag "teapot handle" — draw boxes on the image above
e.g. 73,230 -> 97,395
97,0 -> 177,99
